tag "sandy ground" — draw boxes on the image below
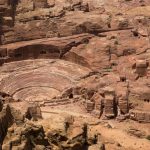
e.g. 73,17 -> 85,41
39,102 -> 150,150
10,100 -> 150,150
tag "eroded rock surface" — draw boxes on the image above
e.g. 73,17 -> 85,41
0,0 -> 150,150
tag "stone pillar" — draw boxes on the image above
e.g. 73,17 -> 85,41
117,83 -> 129,114
91,92 -> 104,118
136,60 -> 148,77
103,87 -> 116,118
86,100 -> 95,112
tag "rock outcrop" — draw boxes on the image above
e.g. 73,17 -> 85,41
0,0 -> 150,149
2,122 -> 49,150
0,105 -> 13,147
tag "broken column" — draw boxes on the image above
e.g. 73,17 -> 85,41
136,60 -> 148,77
116,82 -> 129,115
25,103 -> 42,121
103,87 -> 116,118
91,92 -> 104,118
86,100 -> 95,112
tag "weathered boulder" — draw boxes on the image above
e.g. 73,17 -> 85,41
3,121 -> 49,150
25,103 -> 42,121
0,105 -> 13,145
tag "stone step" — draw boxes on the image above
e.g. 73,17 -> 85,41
44,98 -> 70,103
34,98 -> 75,106
44,101 -> 71,106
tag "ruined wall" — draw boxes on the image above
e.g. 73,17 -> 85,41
130,110 -> 150,123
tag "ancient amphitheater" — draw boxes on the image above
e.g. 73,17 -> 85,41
0,0 -> 150,150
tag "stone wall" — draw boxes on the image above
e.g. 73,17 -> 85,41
130,110 -> 150,123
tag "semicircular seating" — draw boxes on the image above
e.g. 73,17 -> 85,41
0,59 -> 91,103
13,87 -> 60,102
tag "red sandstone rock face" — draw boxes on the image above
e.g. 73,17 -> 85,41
0,0 -> 149,119
0,0 -> 150,150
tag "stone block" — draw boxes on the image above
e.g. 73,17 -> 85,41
86,100 -> 95,112
33,0 -> 48,9
136,60 -> 148,68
